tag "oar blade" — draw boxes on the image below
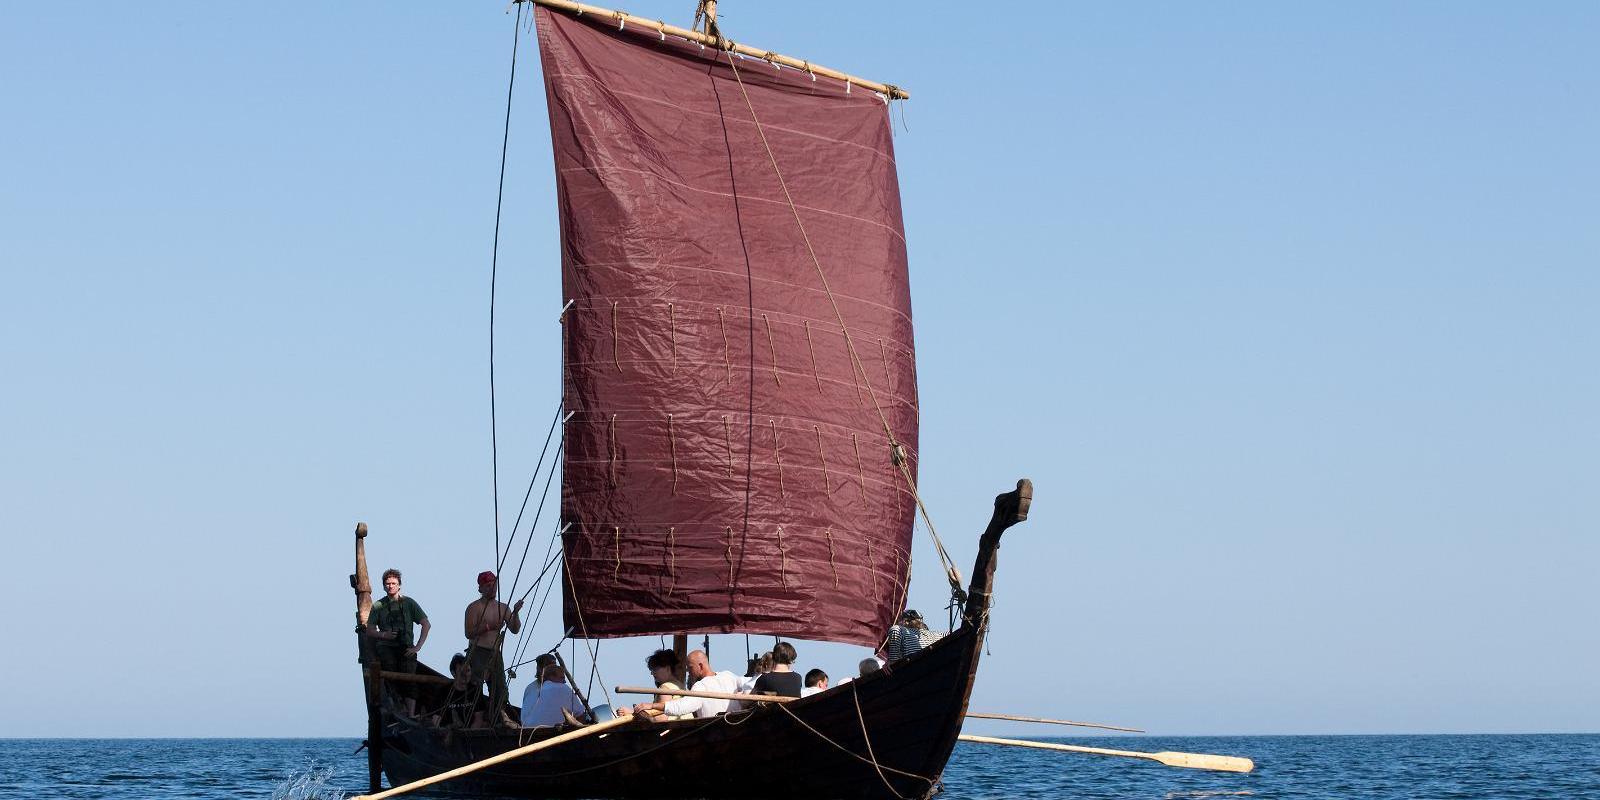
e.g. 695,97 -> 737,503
1152,751 -> 1255,773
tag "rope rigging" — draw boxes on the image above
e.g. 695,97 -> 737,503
720,51 -> 967,615
475,2 -> 619,712
488,0 -> 527,615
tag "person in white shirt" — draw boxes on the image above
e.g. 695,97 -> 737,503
630,650 -> 741,719
801,668 -> 829,697
520,664 -> 587,728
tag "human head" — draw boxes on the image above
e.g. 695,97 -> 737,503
686,650 -> 711,681
534,653 -> 556,679
900,609 -> 926,630
449,653 -> 467,678
646,649 -> 680,684
859,658 -> 881,678
757,652 -> 773,673
477,570 -> 496,596
804,668 -> 828,689
542,663 -> 566,683
382,568 -> 402,598
771,641 -> 797,666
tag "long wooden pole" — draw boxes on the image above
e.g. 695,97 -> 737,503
671,633 -> 689,688
959,734 -> 1254,774
615,684 -> 795,704
522,0 -> 909,99
965,711 -> 1144,734
350,715 -> 635,800
367,669 -> 453,686
550,649 -> 598,719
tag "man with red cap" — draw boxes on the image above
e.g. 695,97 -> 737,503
462,570 -> 523,723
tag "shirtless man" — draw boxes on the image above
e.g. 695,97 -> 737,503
462,571 -> 523,723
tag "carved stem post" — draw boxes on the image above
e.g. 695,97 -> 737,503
353,522 -> 384,793
962,480 -> 1033,629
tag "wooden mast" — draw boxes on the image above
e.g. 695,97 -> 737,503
524,0 -> 909,99
351,522 -> 384,793
671,634 -> 689,688
696,0 -> 718,37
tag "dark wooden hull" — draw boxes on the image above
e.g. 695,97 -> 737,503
376,621 -> 978,799
362,481 -> 1032,800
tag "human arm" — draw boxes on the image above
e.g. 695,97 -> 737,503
506,599 -> 524,635
660,694 -> 701,718
631,699 -> 666,719
408,617 -> 431,655
363,600 -> 397,640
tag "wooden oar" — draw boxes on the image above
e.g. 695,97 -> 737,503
966,711 -> 1144,733
615,685 -> 797,704
349,714 -> 634,800
959,733 -> 1254,773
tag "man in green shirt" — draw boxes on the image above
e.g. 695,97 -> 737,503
367,568 -> 430,674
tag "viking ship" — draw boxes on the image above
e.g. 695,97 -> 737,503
349,2 -> 1033,797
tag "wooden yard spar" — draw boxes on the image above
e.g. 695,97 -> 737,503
523,0 -> 909,99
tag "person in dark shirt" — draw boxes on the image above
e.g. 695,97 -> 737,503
367,568 -> 430,674
750,641 -> 802,698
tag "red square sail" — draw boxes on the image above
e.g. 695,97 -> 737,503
538,7 -> 917,649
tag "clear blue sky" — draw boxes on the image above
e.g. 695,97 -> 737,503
2,2 -> 1595,738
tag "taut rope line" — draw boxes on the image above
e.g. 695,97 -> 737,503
720,51 -> 965,603
488,0 -> 527,605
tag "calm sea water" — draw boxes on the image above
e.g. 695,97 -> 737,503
1,735 -> 1595,799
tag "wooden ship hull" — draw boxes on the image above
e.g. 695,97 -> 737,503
357,481 -> 1030,800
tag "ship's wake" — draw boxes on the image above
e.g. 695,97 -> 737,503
271,766 -> 346,800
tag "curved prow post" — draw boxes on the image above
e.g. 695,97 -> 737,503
353,522 -> 373,629
351,522 -> 383,793
962,479 -> 1032,628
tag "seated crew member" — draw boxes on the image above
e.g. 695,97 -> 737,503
444,652 -> 486,727
635,649 -> 690,722
631,650 -> 741,719
520,664 -> 587,728
802,668 -> 829,697
366,568 -> 430,674
750,641 -> 802,698
527,653 -> 557,697
736,651 -> 771,695
886,609 -> 940,661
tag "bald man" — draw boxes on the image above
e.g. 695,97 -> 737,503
631,650 -> 741,719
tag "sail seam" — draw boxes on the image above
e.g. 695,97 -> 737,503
560,274 -> 916,326
558,362 -> 918,407
564,460 -> 914,494
556,164 -> 908,244
543,72 -> 900,165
